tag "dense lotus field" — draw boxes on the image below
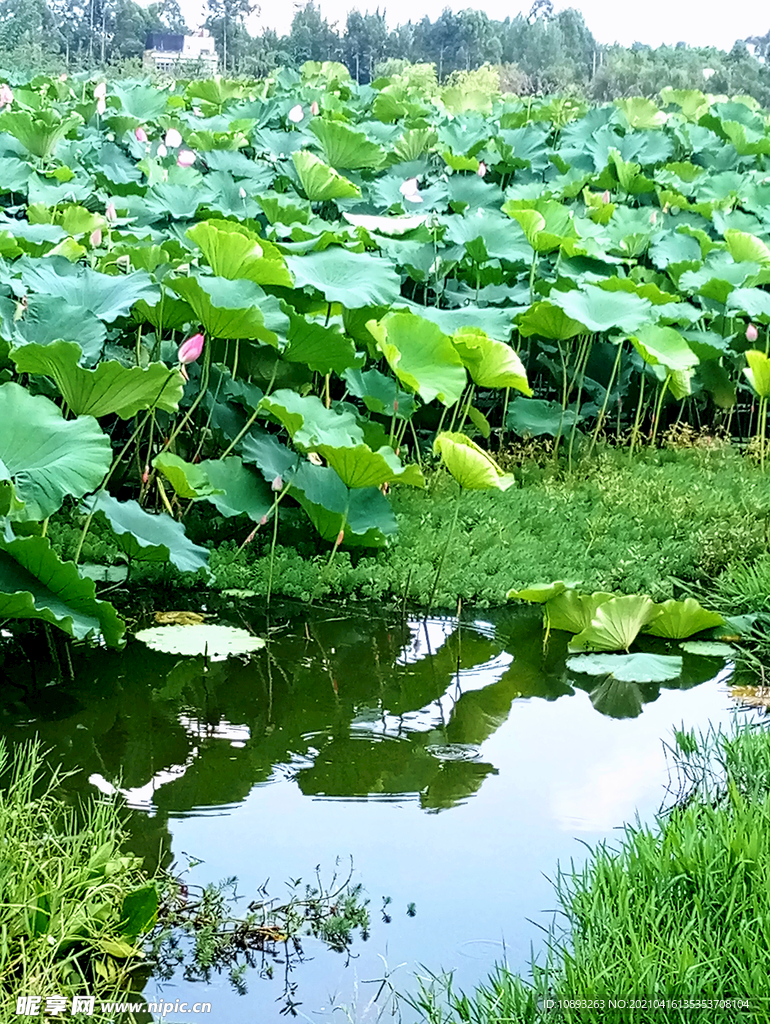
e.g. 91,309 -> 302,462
2,60 -> 770,643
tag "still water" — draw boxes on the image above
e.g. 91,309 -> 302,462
0,600 -> 750,1021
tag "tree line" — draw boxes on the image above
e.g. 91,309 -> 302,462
2,0 -> 770,106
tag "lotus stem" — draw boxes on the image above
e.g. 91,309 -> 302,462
588,340 -> 623,458
650,373 -> 671,448
427,484 -> 462,614
629,365 -> 646,460
500,386 -> 511,448
567,336 -> 592,473
267,493 -> 280,605
409,418 -> 423,470
456,385 -> 475,436
220,361 -> 278,460
158,342 -> 212,457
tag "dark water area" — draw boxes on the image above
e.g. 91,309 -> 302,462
0,600 -> 750,1022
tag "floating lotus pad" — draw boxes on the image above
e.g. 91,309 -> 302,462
135,624 -> 266,657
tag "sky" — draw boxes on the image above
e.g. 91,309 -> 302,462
175,0 -> 770,51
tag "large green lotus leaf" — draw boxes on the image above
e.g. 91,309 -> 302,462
186,220 -> 293,288
725,229 -> 770,266
9,298 -> 106,366
615,97 -> 667,130
308,119 -> 387,170
342,367 -> 416,419
366,312 -> 466,406
133,294 -> 195,332
0,534 -> 125,646
0,109 -> 82,160
727,288 -> 770,321
660,88 -> 709,121
545,590 -> 615,634
287,248 -> 401,308
18,260 -> 155,322
12,341 -> 184,419
282,305 -> 360,375
290,462 -> 396,547
629,325 -> 698,372
451,327 -> 532,393
697,361 -> 736,409
240,429 -> 300,484
502,199 -> 578,251
433,431 -> 514,491
643,597 -> 724,639
154,452 -> 272,522
315,443 -> 424,489
569,595 -> 659,653
507,398 -> 579,438
185,77 -> 247,106
744,350 -> 770,399
152,452 -> 225,500
259,390 -> 364,449
569,652 -> 682,683
87,492 -> 209,575
506,581 -> 569,603
292,150 -> 361,201
197,456 -> 273,521
551,285 -> 653,334
170,274 -> 286,345
608,149 -> 655,195
112,81 -> 170,120
0,382 -> 110,520
516,302 -> 584,341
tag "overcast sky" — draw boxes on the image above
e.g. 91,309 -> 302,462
178,0 -> 768,52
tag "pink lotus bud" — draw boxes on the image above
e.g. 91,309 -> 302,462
393,400 -> 398,412
176,149 -> 196,168
96,98 -> 106,116
399,177 -> 422,204
477,161 -> 487,178
178,332 -> 204,365
288,104 -> 304,123
601,190 -> 611,204
310,101 -> 320,115
165,127 -> 182,148
259,516 -> 267,527
336,530 -> 344,546
135,126 -> 148,143
105,202 -> 117,223
0,84 -> 13,109
157,144 -> 167,158
747,323 -> 759,343
649,210 -> 657,225
94,81 -> 107,100
271,475 -> 283,492
142,465 -> 150,484
90,228 -> 102,246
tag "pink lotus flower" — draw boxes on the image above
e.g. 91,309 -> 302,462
105,202 -> 117,223
601,190 -> 611,204
178,332 -> 204,366
399,177 -> 422,204
90,228 -> 102,246
165,127 -> 182,149
157,144 -> 167,158
747,323 -> 759,343
477,161 -> 487,178
0,84 -> 12,109
271,475 -> 283,492
310,101 -> 320,115
288,104 -> 303,123
135,126 -> 148,143
94,81 -> 107,100
176,149 -> 196,168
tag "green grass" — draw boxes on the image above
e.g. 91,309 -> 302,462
0,740 -> 152,1020
405,720 -> 770,1024
203,445 -> 770,608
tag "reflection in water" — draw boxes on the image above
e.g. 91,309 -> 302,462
0,601 -> 743,1015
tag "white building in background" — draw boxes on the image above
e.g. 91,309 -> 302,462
143,30 -> 218,74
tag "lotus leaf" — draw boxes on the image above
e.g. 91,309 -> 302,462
367,312 -> 466,406
643,597 -> 725,639
569,595 -> 660,652
433,432 -> 514,491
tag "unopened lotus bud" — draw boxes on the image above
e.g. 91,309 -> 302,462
90,228 -> 102,246
0,84 -> 13,109
176,149 -> 196,168
135,126 -> 148,143
477,161 -> 487,178
310,100 -> 320,115
649,210 -> 657,225
94,81 -> 107,100
165,127 -> 182,148
142,465 -> 150,484
105,202 -> 117,223
239,186 -> 247,199
157,143 -> 167,158
178,332 -> 204,365
336,530 -> 344,546
288,104 -> 303,123
747,323 -> 759,342
271,475 -> 283,492
601,190 -> 611,204
96,98 -> 106,116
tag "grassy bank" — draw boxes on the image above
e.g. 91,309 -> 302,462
406,720 -> 770,1024
203,444 -> 770,608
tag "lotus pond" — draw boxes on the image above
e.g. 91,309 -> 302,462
0,598 -> 754,1019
